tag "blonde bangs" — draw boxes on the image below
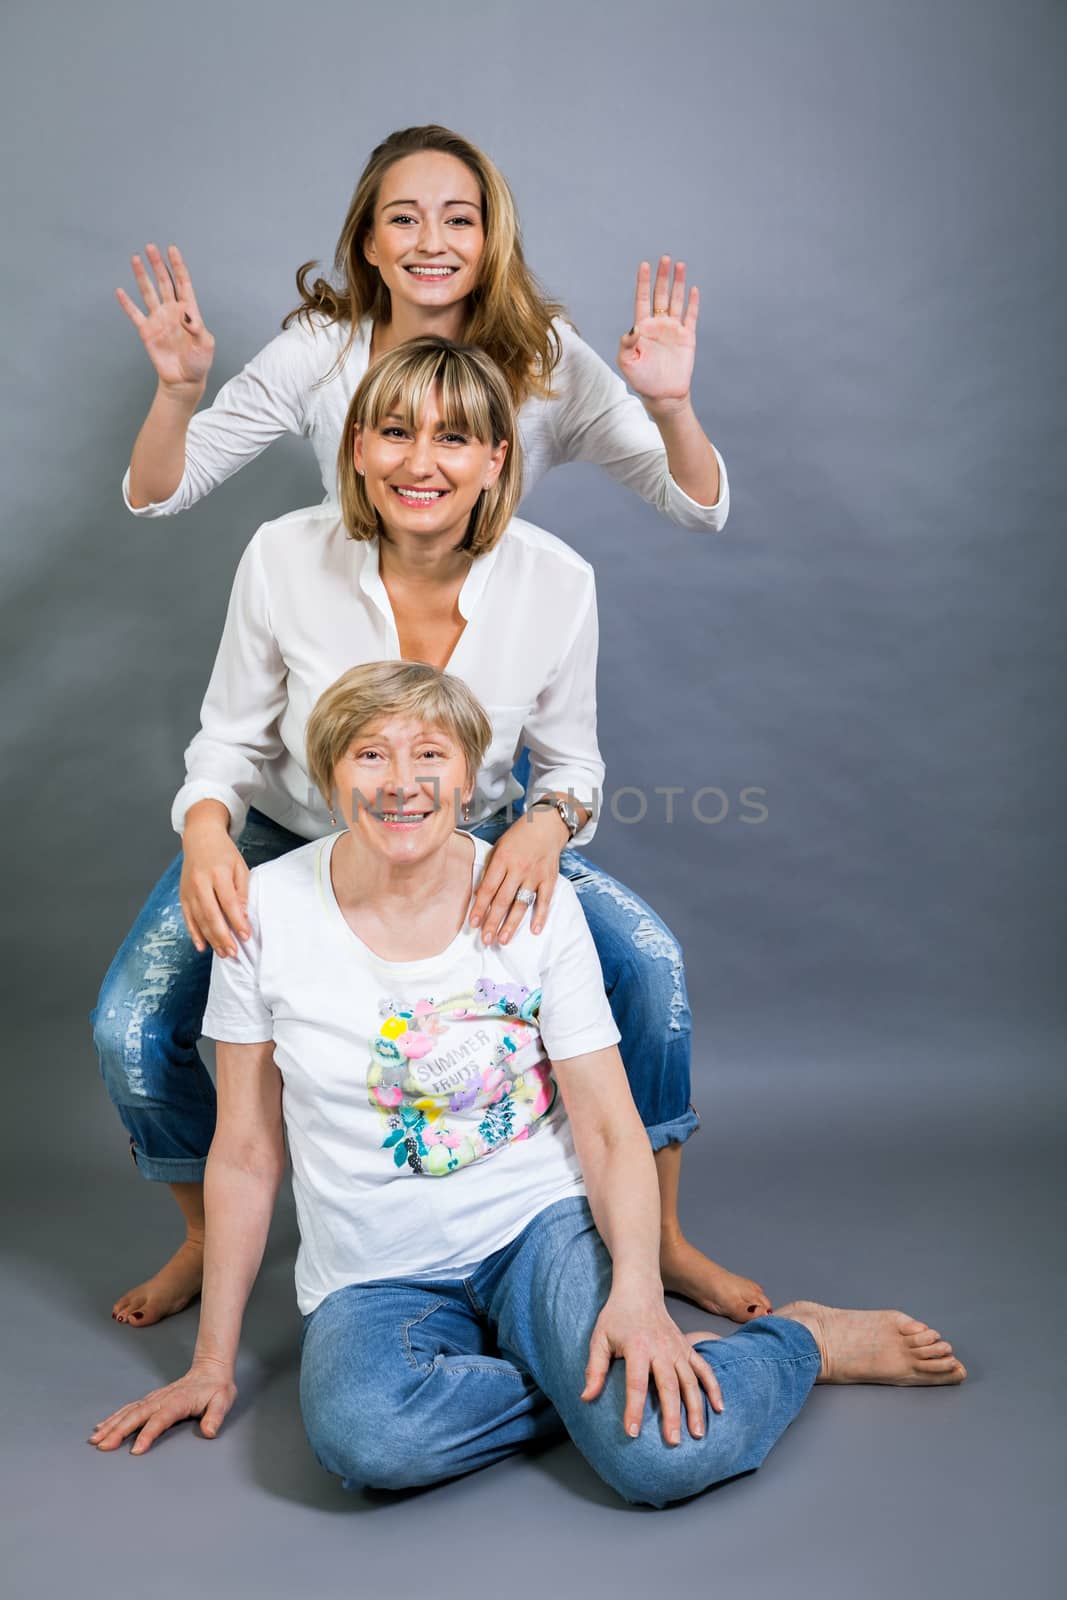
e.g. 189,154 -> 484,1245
360,348 -> 495,447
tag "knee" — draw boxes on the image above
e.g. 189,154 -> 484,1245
91,978 -> 174,1102
302,1394 -> 437,1492
612,921 -> 689,1036
595,1422 -> 746,1509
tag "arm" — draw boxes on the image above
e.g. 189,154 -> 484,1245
117,243 -> 316,515
553,1044 -> 723,1444
470,569 -> 603,945
551,265 -> 729,531
90,1039 -> 285,1455
173,531 -> 288,954
534,877 -> 721,1443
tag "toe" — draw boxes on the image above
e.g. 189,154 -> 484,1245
917,1340 -> 954,1360
896,1314 -> 929,1336
907,1327 -> 941,1347
914,1353 -> 961,1374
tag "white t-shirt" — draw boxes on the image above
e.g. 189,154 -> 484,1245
172,506 -> 604,846
203,832 -> 621,1314
122,315 -> 729,533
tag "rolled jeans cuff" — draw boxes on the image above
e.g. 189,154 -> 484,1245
645,1103 -> 700,1153
128,1139 -> 207,1185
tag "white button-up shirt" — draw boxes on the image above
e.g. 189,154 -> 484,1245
174,506 -> 605,846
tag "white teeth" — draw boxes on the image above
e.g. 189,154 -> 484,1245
379,813 -> 425,823
394,488 -> 445,501
407,266 -> 456,277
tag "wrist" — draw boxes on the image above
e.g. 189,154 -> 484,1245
643,393 -> 694,426
154,376 -> 207,412
183,799 -> 233,837
609,1262 -> 665,1301
528,794 -> 583,842
191,1349 -> 236,1379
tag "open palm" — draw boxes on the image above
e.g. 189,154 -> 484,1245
618,256 -> 698,406
116,242 -> 215,390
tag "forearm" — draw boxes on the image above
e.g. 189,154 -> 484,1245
192,1142 -> 284,1371
574,1107 -> 664,1294
645,397 -> 721,508
128,380 -> 205,507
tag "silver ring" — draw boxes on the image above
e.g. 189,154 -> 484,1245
515,887 -> 536,907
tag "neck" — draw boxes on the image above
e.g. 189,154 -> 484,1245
372,297 -> 470,359
377,525 -> 472,588
331,828 -> 465,913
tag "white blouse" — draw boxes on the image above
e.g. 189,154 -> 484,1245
124,316 -> 729,532
174,505 -> 605,846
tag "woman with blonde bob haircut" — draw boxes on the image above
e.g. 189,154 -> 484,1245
93,335 -> 767,1335
91,661 -> 966,1501
336,335 -> 521,556
117,122 -> 729,530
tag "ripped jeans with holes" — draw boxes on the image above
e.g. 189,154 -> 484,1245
90,807 -> 697,1183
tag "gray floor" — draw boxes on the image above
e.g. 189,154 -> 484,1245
4,1010 -> 1063,1600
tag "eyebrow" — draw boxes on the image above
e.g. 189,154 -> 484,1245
380,198 -> 480,209
382,412 -> 465,429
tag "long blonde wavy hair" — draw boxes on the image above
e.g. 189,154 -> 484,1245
283,125 -> 567,406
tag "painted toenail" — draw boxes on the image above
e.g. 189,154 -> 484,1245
133,1312 -> 143,1320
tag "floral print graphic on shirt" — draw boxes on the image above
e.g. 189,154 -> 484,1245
367,980 -> 556,1176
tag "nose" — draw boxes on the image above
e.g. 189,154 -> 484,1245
381,758 -> 421,802
403,427 -> 436,478
416,216 -> 445,255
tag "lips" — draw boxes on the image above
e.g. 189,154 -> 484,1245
404,265 -> 459,278
390,485 -> 448,505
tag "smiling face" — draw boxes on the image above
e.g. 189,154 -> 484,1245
363,151 -> 485,317
353,383 -> 507,547
332,714 -> 472,868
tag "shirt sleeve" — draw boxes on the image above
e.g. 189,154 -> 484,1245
522,565 -> 605,847
202,875 -> 273,1042
171,530 -> 288,840
121,319 -> 325,517
549,324 -> 730,533
535,875 -> 621,1063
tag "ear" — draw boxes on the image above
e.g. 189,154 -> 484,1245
484,437 -> 508,489
362,228 -> 379,268
352,425 -> 366,477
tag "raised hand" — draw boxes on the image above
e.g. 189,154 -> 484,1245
89,1360 -> 237,1455
617,256 -> 698,411
116,242 -> 215,392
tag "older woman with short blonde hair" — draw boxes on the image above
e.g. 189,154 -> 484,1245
91,662 -> 965,1501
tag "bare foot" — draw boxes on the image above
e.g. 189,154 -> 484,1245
661,1233 -> 773,1323
112,1236 -> 204,1328
777,1300 -> 967,1386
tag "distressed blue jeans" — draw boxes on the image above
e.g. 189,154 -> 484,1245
300,1197 -> 820,1507
91,808 -> 696,1182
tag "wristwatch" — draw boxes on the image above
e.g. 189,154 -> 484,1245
529,794 -> 582,839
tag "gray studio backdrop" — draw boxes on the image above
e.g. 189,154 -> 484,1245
1,1 -> 1064,1594
5,0 -> 1061,1086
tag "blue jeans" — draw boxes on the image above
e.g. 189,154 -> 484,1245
91,806 -> 696,1182
300,1197 -> 820,1507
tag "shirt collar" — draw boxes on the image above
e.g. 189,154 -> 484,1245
356,535 -> 502,625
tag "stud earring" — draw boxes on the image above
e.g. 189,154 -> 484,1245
329,811 -> 338,828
